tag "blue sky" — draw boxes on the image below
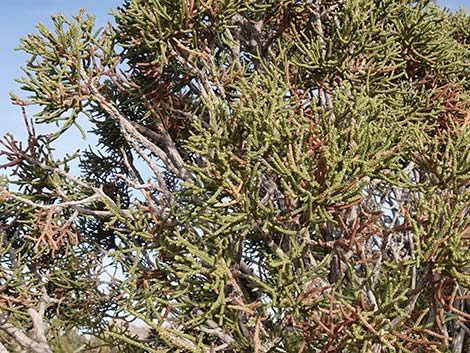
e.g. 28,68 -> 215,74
0,1 -> 469,145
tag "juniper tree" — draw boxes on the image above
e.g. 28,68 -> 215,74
1,0 -> 469,352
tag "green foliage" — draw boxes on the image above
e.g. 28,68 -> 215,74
0,0 -> 469,352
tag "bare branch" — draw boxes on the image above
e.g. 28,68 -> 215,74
0,313 -> 52,353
